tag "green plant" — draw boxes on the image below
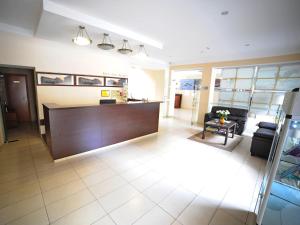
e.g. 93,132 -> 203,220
216,110 -> 230,120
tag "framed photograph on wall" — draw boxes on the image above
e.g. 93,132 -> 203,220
101,90 -> 110,97
179,79 -> 201,90
105,77 -> 127,87
37,73 -> 74,86
76,76 -> 104,86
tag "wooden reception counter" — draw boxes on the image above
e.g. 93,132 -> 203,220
43,101 -> 160,159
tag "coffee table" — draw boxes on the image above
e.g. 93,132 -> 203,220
202,120 -> 237,145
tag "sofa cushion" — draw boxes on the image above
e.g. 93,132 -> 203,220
229,108 -> 248,117
227,115 -> 247,122
258,122 -> 277,130
254,128 -> 275,140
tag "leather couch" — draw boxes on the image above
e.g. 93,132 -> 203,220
204,106 -> 248,135
250,122 -> 277,159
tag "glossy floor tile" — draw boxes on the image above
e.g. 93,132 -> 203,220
0,118 -> 266,225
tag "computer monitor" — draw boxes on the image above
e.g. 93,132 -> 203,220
99,99 -> 116,104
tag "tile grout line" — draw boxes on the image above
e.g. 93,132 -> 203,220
69,157 -> 118,225
3,129 -> 49,225
46,157 -> 107,224
28,131 -> 51,225
205,138 -> 252,225
126,175 -> 181,225
42,155 -> 101,224
207,146 -> 256,225
81,156 -> 171,225
244,159 -> 265,225
97,150 -> 202,224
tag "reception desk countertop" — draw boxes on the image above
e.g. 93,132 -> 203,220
43,101 -> 162,110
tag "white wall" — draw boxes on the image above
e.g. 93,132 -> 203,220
0,31 -> 165,131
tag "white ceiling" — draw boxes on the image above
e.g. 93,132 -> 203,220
0,0 -> 300,67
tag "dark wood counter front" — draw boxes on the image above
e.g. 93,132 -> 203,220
43,102 -> 160,159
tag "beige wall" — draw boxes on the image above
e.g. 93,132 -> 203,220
128,68 -> 165,101
36,86 -> 124,119
0,32 -> 165,134
171,54 -> 300,124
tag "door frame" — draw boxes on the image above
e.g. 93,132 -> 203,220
167,69 -> 203,124
0,64 -> 40,136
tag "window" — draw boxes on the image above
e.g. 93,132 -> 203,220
213,62 -> 300,117
213,67 -> 254,110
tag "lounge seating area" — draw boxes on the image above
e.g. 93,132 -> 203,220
204,106 -> 248,135
205,106 -> 277,160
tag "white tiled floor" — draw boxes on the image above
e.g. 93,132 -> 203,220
0,117 -> 266,225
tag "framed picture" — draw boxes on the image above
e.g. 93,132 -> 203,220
179,79 -> 201,90
105,77 -> 127,87
37,73 -> 74,86
76,75 -> 104,86
101,90 -> 110,97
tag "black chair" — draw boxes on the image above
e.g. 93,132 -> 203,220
250,122 -> 277,159
204,106 -> 248,135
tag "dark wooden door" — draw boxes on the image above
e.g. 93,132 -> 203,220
174,94 -> 182,108
6,74 -> 30,122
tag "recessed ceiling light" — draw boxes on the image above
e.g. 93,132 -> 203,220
221,11 -> 229,16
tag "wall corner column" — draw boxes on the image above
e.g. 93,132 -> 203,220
198,65 -> 215,125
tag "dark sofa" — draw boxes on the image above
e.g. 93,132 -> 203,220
250,122 -> 277,159
204,106 -> 248,135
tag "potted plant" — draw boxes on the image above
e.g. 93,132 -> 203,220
216,110 -> 230,124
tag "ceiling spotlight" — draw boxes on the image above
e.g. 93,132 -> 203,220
97,33 -> 115,50
72,26 -> 92,46
118,40 -> 133,54
221,11 -> 229,16
135,45 -> 148,58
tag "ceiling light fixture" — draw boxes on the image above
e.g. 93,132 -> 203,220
72,26 -> 92,46
97,33 -> 115,50
135,45 -> 148,58
44,0 -> 163,49
118,40 -> 133,54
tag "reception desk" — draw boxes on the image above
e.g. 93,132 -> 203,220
43,101 -> 160,159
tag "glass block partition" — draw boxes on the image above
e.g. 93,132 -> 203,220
213,62 -> 300,118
